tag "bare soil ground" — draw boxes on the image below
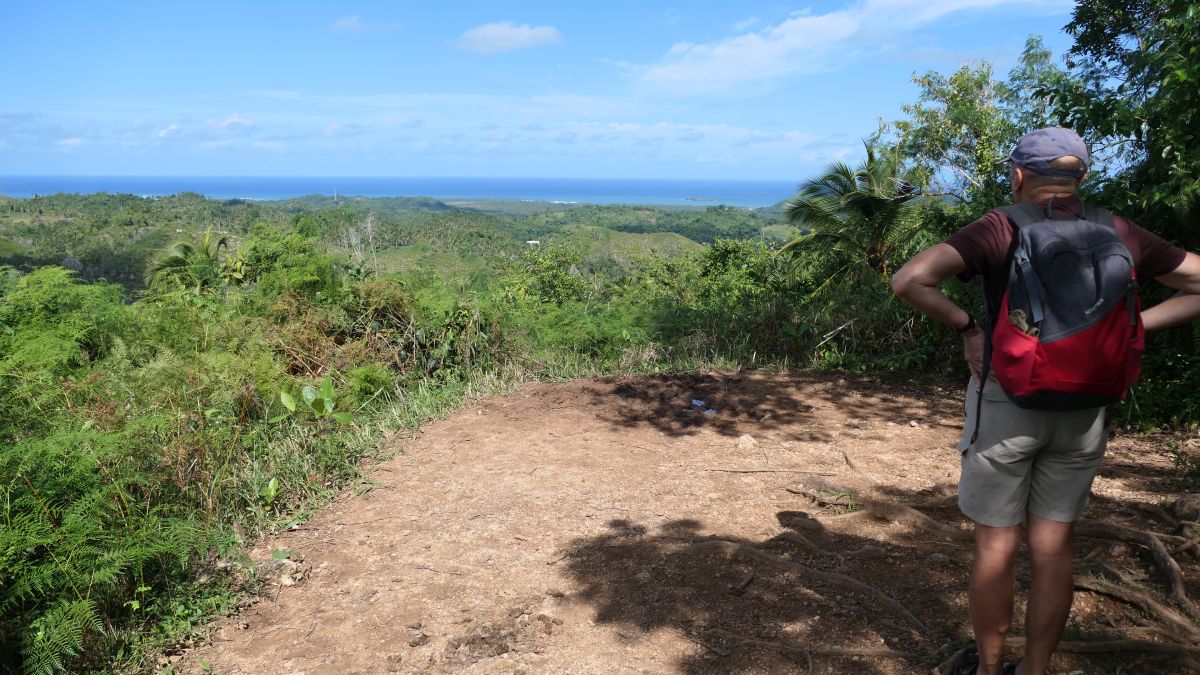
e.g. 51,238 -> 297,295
188,372 -> 1200,674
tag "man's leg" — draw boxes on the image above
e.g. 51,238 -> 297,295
970,523 -> 1022,675
1019,405 -> 1105,674
1016,515 -> 1075,675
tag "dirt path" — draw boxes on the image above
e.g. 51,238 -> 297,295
188,372 -> 1198,674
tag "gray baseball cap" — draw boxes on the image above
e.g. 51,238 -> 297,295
1009,127 -> 1089,177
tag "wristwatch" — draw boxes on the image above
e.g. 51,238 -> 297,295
957,314 -> 977,334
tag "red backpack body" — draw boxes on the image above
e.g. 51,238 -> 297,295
984,201 -> 1144,410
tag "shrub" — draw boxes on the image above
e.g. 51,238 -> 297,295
239,228 -> 341,301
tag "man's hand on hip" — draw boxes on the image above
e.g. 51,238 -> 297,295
963,329 -> 984,385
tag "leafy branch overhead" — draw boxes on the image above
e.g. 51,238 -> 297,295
1053,0 -> 1200,240
882,36 -> 1070,212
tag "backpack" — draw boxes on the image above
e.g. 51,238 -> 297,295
980,200 -> 1144,411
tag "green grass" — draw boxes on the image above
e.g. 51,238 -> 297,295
0,237 -> 29,257
376,245 -> 496,281
443,199 -> 578,216
759,223 -> 800,243
563,225 -> 702,257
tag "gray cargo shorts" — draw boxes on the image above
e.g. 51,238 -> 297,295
957,377 -> 1106,528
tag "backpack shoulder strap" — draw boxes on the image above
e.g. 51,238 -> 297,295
1080,204 -> 1115,228
997,203 -> 1048,325
998,203 -> 1047,229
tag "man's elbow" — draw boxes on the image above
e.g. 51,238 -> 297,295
891,267 -> 915,299
891,244 -> 963,300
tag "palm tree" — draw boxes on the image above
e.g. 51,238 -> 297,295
146,230 -> 229,293
782,143 -> 922,283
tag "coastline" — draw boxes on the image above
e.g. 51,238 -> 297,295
0,175 -> 795,208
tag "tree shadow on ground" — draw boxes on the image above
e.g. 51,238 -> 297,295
561,480 -> 1197,674
561,486 -> 973,673
1095,455 -> 1187,496
584,371 -> 954,439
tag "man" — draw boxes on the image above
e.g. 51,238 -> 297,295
891,127 -> 1200,675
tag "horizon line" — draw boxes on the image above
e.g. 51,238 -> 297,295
0,174 -> 798,183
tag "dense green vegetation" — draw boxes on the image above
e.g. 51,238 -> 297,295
0,192 -> 802,672
3,3 -> 1199,672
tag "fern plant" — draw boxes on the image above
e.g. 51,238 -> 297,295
1,427 -> 213,672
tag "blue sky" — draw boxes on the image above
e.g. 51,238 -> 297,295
0,0 -> 1076,180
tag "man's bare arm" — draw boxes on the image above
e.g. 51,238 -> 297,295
890,243 -> 971,327
1155,251 -> 1200,293
891,243 -> 984,381
1144,252 -> 1200,332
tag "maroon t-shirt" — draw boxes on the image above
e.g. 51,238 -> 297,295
945,195 -> 1186,317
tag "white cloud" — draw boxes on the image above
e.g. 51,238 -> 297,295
559,121 -> 821,151
157,124 -> 180,139
252,140 -> 288,153
331,16 -> 366,32
639,0 -> 1071,94
56,137 -> 85,148
202,114 -> 255,139
217,113 -> 254,130
731,16 -> 759,32
456,22 -> 562,54
324,122 -> 366,138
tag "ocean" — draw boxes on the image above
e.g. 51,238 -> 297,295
0,176 -> 798,208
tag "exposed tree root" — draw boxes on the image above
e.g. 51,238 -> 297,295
1174,538 -> 1200,558
686,539 -> 927,632
704,627 -> 911,662
934,638 -> 1200,675
1133,501 -> 1181,529
1124,625 -> 1195,643
1173,521 -> 1200,560
773,531 -> 830,557
1076,522 -> 1200,621
1074,573 -> 1200,643
1013,636 -> 1200,656
1080,560 -> 1130,584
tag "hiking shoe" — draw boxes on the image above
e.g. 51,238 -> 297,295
949,647 -> 979,674
948,648 -> 1017,675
